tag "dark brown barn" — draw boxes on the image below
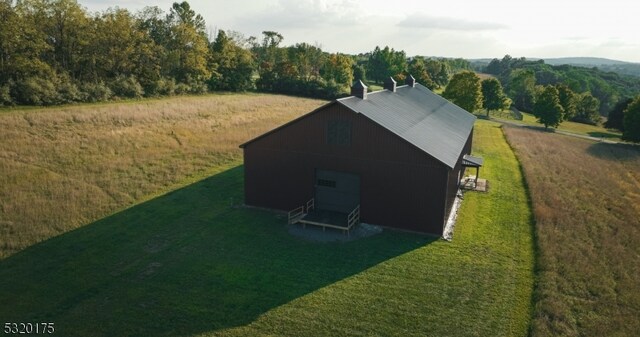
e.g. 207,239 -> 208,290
240,76 -> 477,236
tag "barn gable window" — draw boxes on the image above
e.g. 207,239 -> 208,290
327,120 -> 351,146
317,179 -> 336,188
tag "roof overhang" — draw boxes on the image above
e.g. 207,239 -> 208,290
462,154 -> 484,167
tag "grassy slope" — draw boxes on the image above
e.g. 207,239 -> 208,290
503,126 -> 640,337
0,93 -> 325,258
0,99 -> 534,336
491,111 -> 623,141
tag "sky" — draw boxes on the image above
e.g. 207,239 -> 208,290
81,0 -> 640,63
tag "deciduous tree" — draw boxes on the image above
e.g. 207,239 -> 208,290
573,92 -> 601,125
321,53 -> 353,89
533,85 -> 564,129
507,68 -> 536,112
4,0 -> 54,80
555,84 -> 577,120
408,57 -> 436,89
91,9 -> 159,82
425,59 -> 450,87
442,71 -> 482,112
209,29 -> 255,91
44,0 -> 89,75
481,77 -> 510,116
254,31 -> 285,91
288,43 -> 324,82
165,16 -> 210,84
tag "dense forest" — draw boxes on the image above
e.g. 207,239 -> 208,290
0,0 -> 467,106
471,55 -> 640,140
480,55 -> 640,118
1,0 -> 640,139
543,58 -> 640,78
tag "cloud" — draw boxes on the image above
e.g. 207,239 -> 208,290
563,36 -> 589,41
397,13 -> 508,31
80,0 -> 175,13
240,0 -> 362,31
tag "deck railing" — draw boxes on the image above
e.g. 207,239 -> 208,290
288,198 -> 315,225
347,205 -> 360,230
290,200 -> 360,236
288,206 -> 305,225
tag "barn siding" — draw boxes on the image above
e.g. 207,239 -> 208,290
443,128 -> 474,224
244,103 -> 452,235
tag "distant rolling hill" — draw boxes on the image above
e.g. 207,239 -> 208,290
469,56 -> 640,78
541,57 -> 633,66
542,57 -> 640,77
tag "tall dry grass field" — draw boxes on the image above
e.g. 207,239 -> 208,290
503,126 -> 640,337
0,93 -> 325,258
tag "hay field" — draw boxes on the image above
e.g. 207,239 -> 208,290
504,126 -> 640,337
0,93 -> 325,258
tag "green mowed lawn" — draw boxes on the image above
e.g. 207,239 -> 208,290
0,120 -> 533,336
487,110 -> 623,141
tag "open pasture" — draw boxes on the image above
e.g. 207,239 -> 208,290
0,93 -> 325,258
504,126 -> 640,337
0,95 -> 534,336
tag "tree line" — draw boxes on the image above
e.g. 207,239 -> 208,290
480,55 -> 640,122
442,66 -> 640,142
3,1 -> 639,141
474,55 -> 640,141
0,0 -> 463,106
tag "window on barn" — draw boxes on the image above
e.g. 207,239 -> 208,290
317,179 -> 336,188
327,120 -> 351,146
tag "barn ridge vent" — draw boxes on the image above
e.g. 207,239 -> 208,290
405,74 -> 416,87
351,80 -> 368,99
383,77 -> 396,92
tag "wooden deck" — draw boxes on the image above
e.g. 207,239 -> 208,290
461,176 -> 489,192
299,209 -> 350,230
288,199 -> 360,235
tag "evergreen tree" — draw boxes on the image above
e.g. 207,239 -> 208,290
167,1 -> 205,33
605,98 -> 632,131
622,96 -> 640,142
352,63 -> 366,82
485,58 -> 501,75
366,46 -> 406,83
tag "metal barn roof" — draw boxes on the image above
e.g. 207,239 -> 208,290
338,83 -> 476,169
462,154 -> 484,167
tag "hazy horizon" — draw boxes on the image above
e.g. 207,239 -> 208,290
80,0 -> 640,63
